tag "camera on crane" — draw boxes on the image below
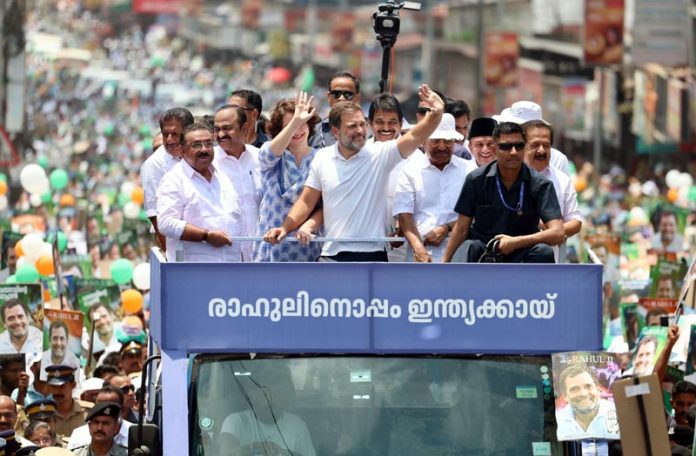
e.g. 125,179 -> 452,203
372,1 -> 421,44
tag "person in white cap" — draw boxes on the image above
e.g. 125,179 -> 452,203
504,101 -> 571,176
393,114 -> 476,262
522,119 -> 582,261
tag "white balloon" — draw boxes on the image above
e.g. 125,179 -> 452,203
132,263 -> 151,290
679,172 -> 693,189
32,176 -> 50,196
15,256 -> 26,269
19,164 -> 48,194
29,193 -> 42,207
40,242 -> 53,257
0,195 -> 7,211
120,181 -> 135,196
22,233 -> 44,258
123,201 -> 140,219
665,169 -> 681,189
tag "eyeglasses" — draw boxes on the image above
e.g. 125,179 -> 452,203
497,142 -> 526,152
120,385 -> 135,394
329,90 -> 355,100
188,141 -> 214,151
416,107 -> 431,115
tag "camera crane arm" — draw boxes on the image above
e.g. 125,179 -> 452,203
372,0 -> 422,93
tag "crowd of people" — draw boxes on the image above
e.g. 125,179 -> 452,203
0,1 -> 693,455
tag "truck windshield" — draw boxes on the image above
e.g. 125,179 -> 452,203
190,355 -> 560,456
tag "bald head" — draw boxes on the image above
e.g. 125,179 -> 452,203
0,395 -> 17,431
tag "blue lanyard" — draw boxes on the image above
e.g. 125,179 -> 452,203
495,176 -> 524,216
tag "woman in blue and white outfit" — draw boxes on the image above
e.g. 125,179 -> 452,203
254,92 -> 323,262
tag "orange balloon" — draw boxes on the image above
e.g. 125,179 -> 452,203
43,288 -> 52,302
575,176 -> 588,193
59,194 -> 75,207
667,187 -> 679,203
121,289 -> 144,314
36,255 -> 55,276
131,186 -> 145,205
14,240 -> 24,257
0,181 -> 7,195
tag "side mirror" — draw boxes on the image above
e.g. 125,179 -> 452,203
129,423 -> 161,456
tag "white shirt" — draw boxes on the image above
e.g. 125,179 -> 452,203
393,154 -> 474,262
0,325 -> 43,355
221,409 -> 316,456
157,160 -> 244,262
551,148 -> 570,176
140,145 -> 181,217
541,165 -> 583,262
213,145 -> 262,261
305,140 -> 403,256
39,349 -> 81,381
67,420 -> 132,450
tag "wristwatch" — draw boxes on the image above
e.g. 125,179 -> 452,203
202,230 -> 209,243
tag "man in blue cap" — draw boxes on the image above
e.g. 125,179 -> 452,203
72,402 -> 126,456
45,366 -> 86,438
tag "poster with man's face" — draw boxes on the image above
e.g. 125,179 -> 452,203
0,284 -> 44,357
626,326 -> 669,377
40,308 -> 83,381
552,352 -> 621,441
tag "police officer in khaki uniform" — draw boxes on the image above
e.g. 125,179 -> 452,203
45,366 -> 87,439
72,402 -> 127,456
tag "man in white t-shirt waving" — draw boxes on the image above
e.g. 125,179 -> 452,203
265,84 -> 444,262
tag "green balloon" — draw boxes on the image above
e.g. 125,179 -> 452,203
41,192 -> 51,203
139,126 -> 151,137
0,173 -> 6,183
139,208 -> 149,222
110,259 -> 134,285
15,264 -> 39,283
37,157 -> 49,169
5,275 -> 16,284
48,231 -> 68,252
104,124 -> 115,137
689,186 -> 696,202
49,169 -> 69,190
118,192 -> 130,208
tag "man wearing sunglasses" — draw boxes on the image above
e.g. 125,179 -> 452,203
310,71 -> 361,149
443,122 -> 564,263
105,375 -> 138,423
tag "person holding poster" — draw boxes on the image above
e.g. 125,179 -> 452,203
39,321 -> 80,381
652,211 -> 684,253
553,353 -> 620,441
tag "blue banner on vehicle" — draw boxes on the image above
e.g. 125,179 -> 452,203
150,252 -> 602,354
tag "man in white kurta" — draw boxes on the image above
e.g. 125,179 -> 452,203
522,120 -> 582,262
140,108 -> 194,252
393,114 -> 476,262
157,123 -> 244,262
213,105 -> 262,261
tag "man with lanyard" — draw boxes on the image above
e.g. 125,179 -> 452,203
443,122 -> 564,263
213,104 -> 262,261
265,84 -> 445,262
310,71 -> 361,149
